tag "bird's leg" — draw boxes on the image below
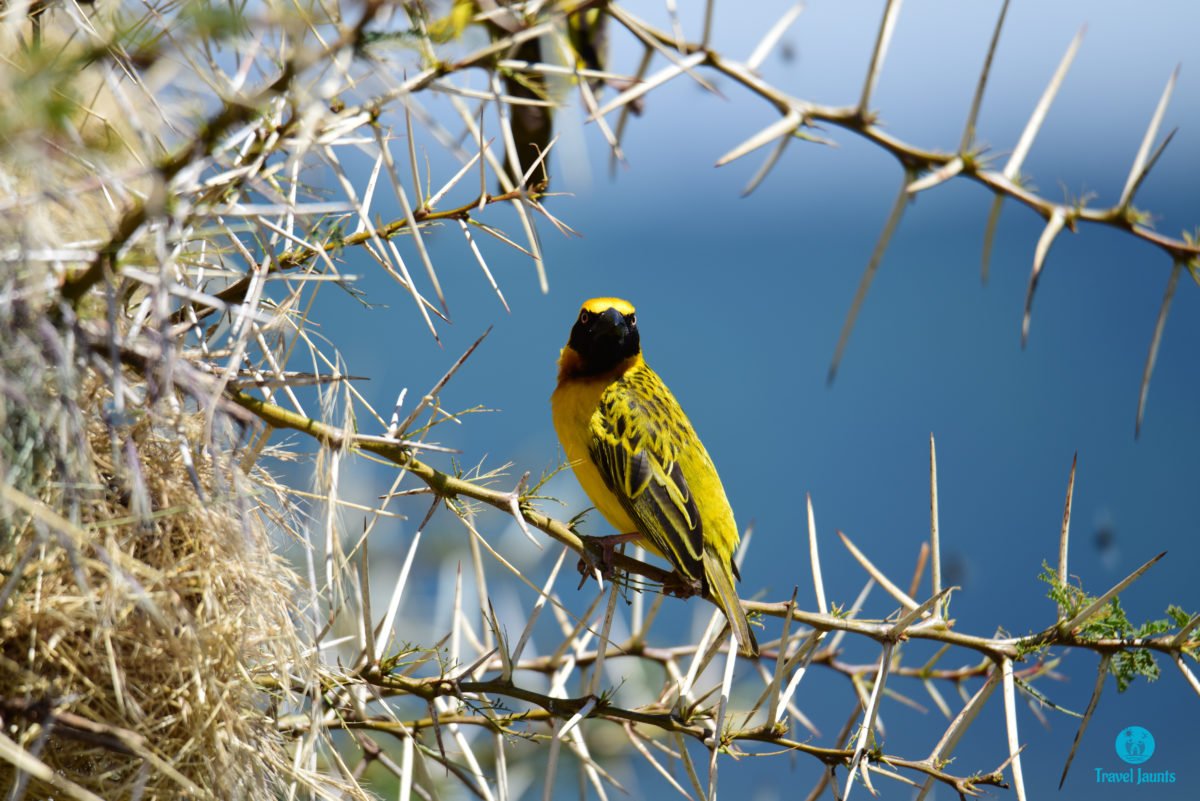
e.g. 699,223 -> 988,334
576,532 -> 641,587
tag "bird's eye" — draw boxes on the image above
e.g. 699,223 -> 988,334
579,310 -> 590,324
628,313 -> 637,327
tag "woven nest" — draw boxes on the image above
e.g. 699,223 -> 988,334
0,286 -> 311,800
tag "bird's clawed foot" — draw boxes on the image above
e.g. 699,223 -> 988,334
662,571 -> 703,599
576,532 -> 641,588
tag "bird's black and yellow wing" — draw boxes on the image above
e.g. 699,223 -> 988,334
585,364 -> 756,656
587,365 -> 707,585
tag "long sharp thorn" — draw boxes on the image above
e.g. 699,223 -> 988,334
1005,27 -> 1085,180
1002,658 -> 1028,801
1022,208 -> 1067,348
915,670 -> 1001,801
859,0 -> 904,116
980,194 -> 1005,284
1057,452 -> 1077,619
590,52 -> 706,121
395,327 -> 491,436
747,2 -> 805,72
1119,66 -> 1179,209
838,530 -> 918,610
1059,654 -> 1110,789
929,433 -> 941,616
715,110 -> 801,168
1061,551 -> 1167,633
844,643 -> 893,799
829,170 -> 911,384
961,0 -> 1011,153
806,493 -> 827,614
741,133 -> 791,196
1136,260 -> 1182,438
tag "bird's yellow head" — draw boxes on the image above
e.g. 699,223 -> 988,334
558,297 -> 640,378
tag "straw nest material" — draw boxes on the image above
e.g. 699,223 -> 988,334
0,284 -> 308,800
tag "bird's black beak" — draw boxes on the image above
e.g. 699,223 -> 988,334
590,307 -> 628,342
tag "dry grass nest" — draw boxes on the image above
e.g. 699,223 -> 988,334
0,288 -> 315,800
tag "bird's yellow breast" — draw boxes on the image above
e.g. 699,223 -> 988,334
550,359 -> 641,536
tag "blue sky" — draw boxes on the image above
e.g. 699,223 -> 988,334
295,2 -> 1200,797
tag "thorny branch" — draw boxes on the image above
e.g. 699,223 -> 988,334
594,2 -> 1199,422
607,5 -> 1198,256
229,388 -> 1198,662
227,387 -> 1199,797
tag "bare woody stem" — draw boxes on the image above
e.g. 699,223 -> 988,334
266,673 -> 1010,794
226,389 -> 672,586
613,8 -> 1200,263
227,389 -> 1200,666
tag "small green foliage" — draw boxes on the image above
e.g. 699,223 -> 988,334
526,461 -> 574,497
1039,563 -> 1191,692
1014,636 -> 1048,662
1167,604 -> 1192,629
1040,562 -> 1088,619
1111,643 -> 1159,692
566,507 -> 593,533
380,643 -> 423,674
597,680 -> 624,706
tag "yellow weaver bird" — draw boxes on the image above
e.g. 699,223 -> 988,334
551,297 -> 759,657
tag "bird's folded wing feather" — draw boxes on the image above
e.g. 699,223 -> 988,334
588,379 -> 705,580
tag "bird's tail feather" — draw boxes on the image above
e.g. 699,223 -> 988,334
703,550 -> 758,658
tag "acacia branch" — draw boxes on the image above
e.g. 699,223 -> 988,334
228,389 -> 1199,667
608,3 -> 1200,263
270,675 -> 1010,795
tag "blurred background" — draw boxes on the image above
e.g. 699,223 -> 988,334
283,2 -> 1200,797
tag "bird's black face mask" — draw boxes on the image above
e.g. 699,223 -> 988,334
568,306 -> 640,375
